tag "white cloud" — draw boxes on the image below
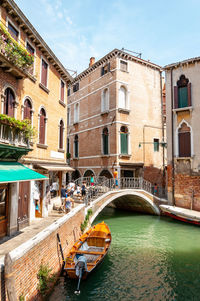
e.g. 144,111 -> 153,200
66,16 -> 73,25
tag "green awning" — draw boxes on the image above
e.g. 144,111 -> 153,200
0,162 -> 47,183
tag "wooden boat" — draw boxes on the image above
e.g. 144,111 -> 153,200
160,204 -> 200,225
64,221 -> 111,280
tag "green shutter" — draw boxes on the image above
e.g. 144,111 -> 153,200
121,133 -> 128,154
154,139 -> 159,152
103,134 -> 108,155
178,87 -> 188,108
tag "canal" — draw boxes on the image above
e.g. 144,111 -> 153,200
50,207 -> 200,301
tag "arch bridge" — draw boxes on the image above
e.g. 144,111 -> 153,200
81,177 -> 167,222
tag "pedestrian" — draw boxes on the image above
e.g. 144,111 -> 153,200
154,183 -> 158,195
90,174 -> 94,186
60,185 -> 66,210
65,194 -> 72,213
113,169 -> 118,187
81,182 -> 87,199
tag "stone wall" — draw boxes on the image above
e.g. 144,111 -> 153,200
0,205 -> 85,301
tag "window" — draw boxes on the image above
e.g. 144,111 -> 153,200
120,126 -> 128,154
4,88 -> 15,117
178,122 -> 191,157
67,138 -> 70,154
67,88 -> 71,96
26,42 -> 35,75
102,128 -> 109,155
23,99 -> 32,120
60,80 -> 65,102
39,108 -> 46,145
59,120 -> 64,149
8,21 -> 19,41
73,82 -> 79,93
41,58 -> 48,87
74,135 -> 79,158
119,86 -> 127,109
67,108 -> 70,126
174,75 -> 191,109
101,88 -> 109,112
120,60 -> 128,72
74,103 -> 79,123
153,138 -> 159,152
101,63 -> 110,76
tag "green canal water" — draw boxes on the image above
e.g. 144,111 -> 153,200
50,207 -> 200,301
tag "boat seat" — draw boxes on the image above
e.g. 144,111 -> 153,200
74,250 -> 104,255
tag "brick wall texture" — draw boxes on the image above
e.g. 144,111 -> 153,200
0,207 -> 85,301
167,164 -> 200,210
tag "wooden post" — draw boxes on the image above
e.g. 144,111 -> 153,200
4,253 -> 17,301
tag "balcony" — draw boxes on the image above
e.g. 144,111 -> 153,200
0,23 -> 34,79
0,115 -> 33,160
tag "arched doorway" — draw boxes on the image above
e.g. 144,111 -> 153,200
99,169 -> 113,179
72,169 -> 81,181
83,170 -> 94,177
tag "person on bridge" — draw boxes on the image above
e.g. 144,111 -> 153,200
90,175 -> 94,186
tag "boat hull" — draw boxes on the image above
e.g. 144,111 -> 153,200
160,205 -> 200,226
64,222 -> 111,279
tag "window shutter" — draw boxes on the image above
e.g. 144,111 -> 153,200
59,124 -> 63,149
61,81 -> 65,101
39,115 -> 45,144
174,86 -> 178,109
41,60 -> 48,87
187,83 -> 191,106
179,132 -> 191,157
101,67 -> 104,76
121,133 -> 128,154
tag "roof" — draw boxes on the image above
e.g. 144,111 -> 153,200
164,56 -> 200,70
3,0 -> 72,83
70,48 -> 162,84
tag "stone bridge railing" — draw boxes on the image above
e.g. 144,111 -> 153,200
84,177 -> 167,206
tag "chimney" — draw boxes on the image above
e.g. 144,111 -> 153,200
89,57 -> 95,67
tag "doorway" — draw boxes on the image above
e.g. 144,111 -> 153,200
0,184 -> 8,238
18,181 -> 30,229
35,181 -> 43,218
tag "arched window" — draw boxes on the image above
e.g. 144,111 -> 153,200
120,126 -> 128,154
59,120 -> 64,149
74,135 -> 79,158
178,122 -> 191,157
4,88 -> 15,117
174,75 -> 191,109
74,103 -> 79,123
23,99 -> 32,120
102,127 -> 109,155
119,86 -> 127,109
101,88 -> 109,112
39,108 -> 46,145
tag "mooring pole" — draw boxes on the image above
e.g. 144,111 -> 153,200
57,233 -> 64,262
4,253 -> 17,301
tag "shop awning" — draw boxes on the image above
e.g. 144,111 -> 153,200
37,165 -> 74,172
0,162 -> 47,183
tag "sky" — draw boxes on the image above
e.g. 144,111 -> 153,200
14,0 -> 200,75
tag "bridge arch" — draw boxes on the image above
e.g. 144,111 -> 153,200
89,189 -> 160,224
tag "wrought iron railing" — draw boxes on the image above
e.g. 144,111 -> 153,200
83,177 -> 167,206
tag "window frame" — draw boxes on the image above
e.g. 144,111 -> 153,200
102,127 -> 109,155
26,39 -> 36,76
6,17 -> 20,42
119,59 -> 129,72
38,107 -> 47,145
74,103 -> 80,124
175,119 -> 193,158
120,126 -> 129,155
101,88 -> 109,113
58,119 -> 64,150
153,138 -> 159,152
40,56 -> 49,89
60,79 -> 65,103
74,134 -> 79,158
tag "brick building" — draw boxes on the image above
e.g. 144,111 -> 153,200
0,0 -> 72,238
67,49 -> 165,185
165,58 -> 200,210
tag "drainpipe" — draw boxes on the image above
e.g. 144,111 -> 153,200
160,71 -> 165,179
170,68 -> 175,205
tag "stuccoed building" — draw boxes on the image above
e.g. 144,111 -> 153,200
165,57 -> 200,210
67,49 -> 165,185
0,0 -> 72,238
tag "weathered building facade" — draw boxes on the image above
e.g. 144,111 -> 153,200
67,49 -> 165,185
165,57 -> 200,210
0,0 -> 72,238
